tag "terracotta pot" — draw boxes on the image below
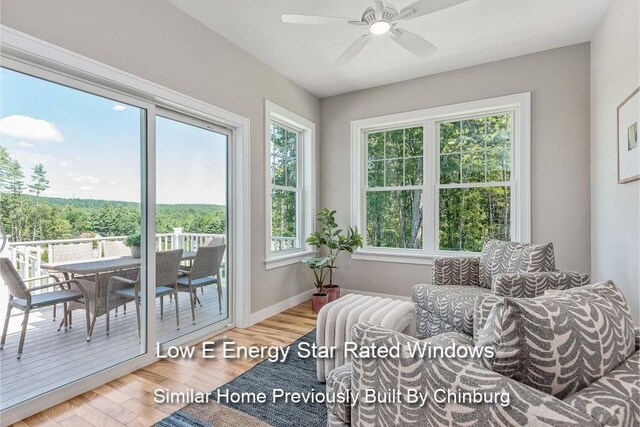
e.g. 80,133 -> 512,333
325,286 -> 340,302
312,293 -> 329,313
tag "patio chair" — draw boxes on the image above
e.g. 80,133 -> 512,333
106,249 -> 183,337
203,236 -> 225,247
177,244 -> 226,324
0,258 -> 91,359
48,242 -> 95,321
102,240 -> 131,258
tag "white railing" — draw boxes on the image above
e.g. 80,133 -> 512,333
6,228 -> 226,287
271,236 -> 297,252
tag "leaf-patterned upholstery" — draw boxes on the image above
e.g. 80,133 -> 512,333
475,281 -> 636,399
327,314 -> 640,426
326,363 -> 352,424
413,285 -> 490,337
413,240 -> 587,338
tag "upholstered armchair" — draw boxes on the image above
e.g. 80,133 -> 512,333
412,240 -> 589,338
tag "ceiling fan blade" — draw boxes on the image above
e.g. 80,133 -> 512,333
390,28 -> 437,57
398,0 -> 468,20
281,14 -> 356,25
373,0 -> 385,20
335,34 -> 373,66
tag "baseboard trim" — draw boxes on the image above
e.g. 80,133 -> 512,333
340,288 -> 411,302
249,289 -> 315,325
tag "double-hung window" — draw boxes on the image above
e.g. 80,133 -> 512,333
352,94 -> 530,263
265,101 -> 316,268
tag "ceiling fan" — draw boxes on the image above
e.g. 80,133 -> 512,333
282,0 -> 468,65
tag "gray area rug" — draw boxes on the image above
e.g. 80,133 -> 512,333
157,330 -> 326,427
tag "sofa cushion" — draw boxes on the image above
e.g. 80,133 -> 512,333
479,240 -> 556,289
326,363 -> 352,424
475,281 -> 636,399
562,351 -> 640,427
413,284 -> 490,337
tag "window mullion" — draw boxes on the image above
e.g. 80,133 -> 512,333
425,120 -> 436,254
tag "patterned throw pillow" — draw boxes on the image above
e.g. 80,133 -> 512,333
475,281 -> 636,399
478,240 -> 556,289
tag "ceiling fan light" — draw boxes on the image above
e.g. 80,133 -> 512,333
369,21 -> 390,35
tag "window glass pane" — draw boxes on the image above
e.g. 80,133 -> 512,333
384,159 -> 402,187
285,128 -> 297,187
486,114 -> 511,147
404,157 -> 423,186
368,160 -> 384,188
439,186 -> 511,252
461,151 -> 486,183
405,127 -> 424,157
366,190 -> 423,249
486,146 -> 511,182
440,154 -> 460,184
385,129 -> 404,159
368,131 -> 384,160
440,121 -> 460,154
0,66 -> 144,410
156,114 -> 229,342
270,123 -> 286,186
271,189 -> 298,251
461,117 -> 486,152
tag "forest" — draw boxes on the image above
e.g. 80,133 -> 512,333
0,145 -> 226,243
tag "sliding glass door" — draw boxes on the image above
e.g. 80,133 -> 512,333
155,111 -> 230,343
0,60 -> 233,413
0,65 -> 148,410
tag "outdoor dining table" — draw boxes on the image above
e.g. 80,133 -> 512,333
42,251 -> 196,338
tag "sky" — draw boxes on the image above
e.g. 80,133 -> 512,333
0,67 -> 227,205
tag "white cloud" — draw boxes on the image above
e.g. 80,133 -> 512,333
0,115 -> 63,142
67,173 -> 100,185
79,185 -> 94,191
18,141 -> 34,148
113,105 -> 127,112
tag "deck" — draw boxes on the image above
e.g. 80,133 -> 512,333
0,285 -> 228,410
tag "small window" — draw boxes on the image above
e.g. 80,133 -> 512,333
269,121 -> 301,252
265,101 -> 316,268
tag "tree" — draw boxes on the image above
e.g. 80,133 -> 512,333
28,164 -> 50,239
6,160 -> 24,197
28,164 -> 49,197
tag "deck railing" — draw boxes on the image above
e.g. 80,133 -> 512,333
6,229 -> 226,287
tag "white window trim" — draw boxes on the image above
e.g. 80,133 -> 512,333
264,100 -> 316,270
0,25 -> 252,424
351,93 -> 531,265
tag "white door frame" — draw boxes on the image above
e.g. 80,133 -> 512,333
0,25 -> 251,425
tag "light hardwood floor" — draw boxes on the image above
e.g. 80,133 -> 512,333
11,301 -> 317,427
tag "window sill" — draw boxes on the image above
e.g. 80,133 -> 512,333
265,250 -> 314,270
351,250 -> 435,265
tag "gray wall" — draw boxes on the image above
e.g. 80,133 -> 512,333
0,0 -> 320,314
591,0 -> 639,324
320,44 -> 592,297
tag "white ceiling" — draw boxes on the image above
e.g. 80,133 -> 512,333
168,0 -> 611,98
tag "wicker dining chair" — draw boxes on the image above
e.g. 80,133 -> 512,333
48,242 -> 95,322
106,249 -> 183,337
0,258 -> 91,359
177,244 -> 226,324
102,240 -> 131,258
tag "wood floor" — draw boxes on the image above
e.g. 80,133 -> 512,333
10,301 -> 317,427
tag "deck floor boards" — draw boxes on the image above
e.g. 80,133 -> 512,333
1,286 -> 229,410
7,300 -> 316,427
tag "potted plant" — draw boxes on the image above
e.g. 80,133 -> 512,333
301,255 -> 334,313
124,232 -> 141,258
305,209 -> 363,302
